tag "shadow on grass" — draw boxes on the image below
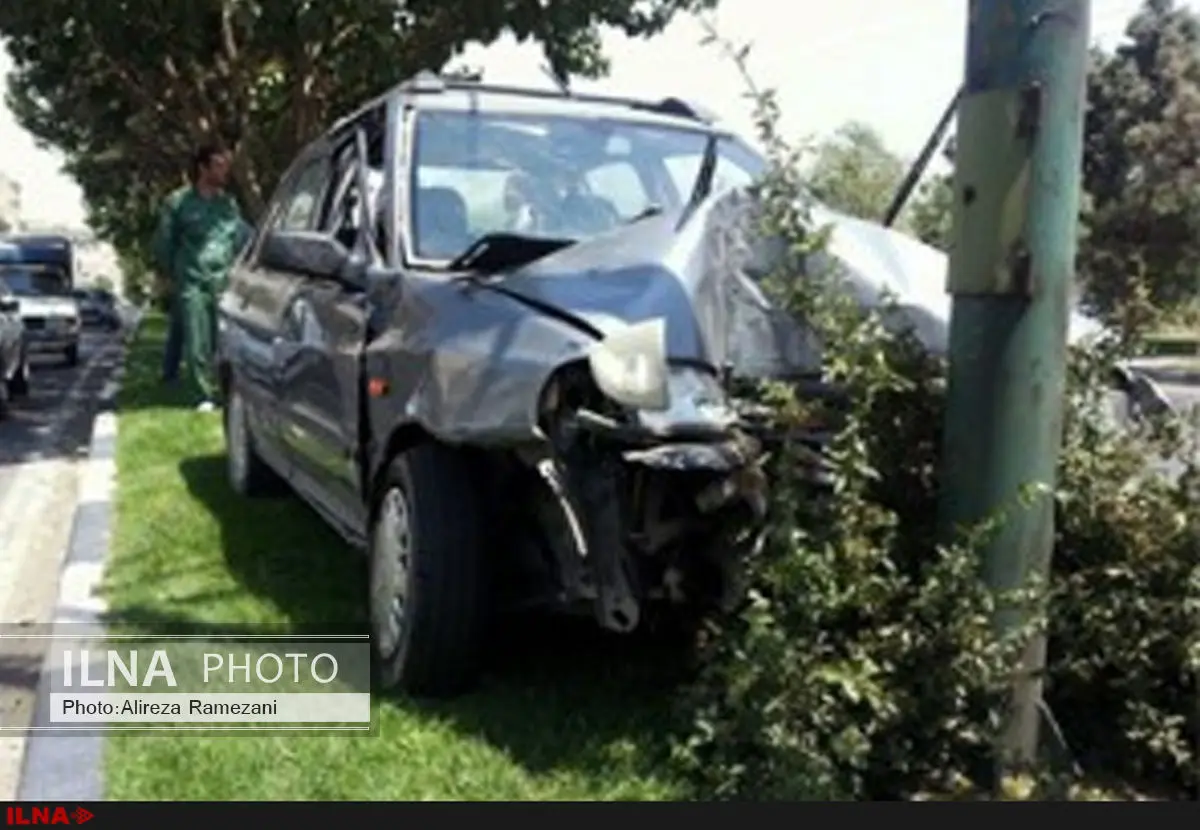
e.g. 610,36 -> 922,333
110,448 -> 694,788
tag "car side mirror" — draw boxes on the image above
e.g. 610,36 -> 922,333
0,298 -> 18,313
259,229 -> 352,283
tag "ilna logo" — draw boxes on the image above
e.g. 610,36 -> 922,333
4,806 -> 93,824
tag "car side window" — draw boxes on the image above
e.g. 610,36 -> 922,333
322,131 -> 385,259
321,143 -> 359,234
276,159 -> 331,231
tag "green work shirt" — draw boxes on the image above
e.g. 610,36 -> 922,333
152,186 -> 250,289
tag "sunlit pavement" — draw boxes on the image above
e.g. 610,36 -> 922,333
0,329 -> 123,800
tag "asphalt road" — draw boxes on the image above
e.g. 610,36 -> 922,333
0,329 -> 123,800
0,333 -> 119,487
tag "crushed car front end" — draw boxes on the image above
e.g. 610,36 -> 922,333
363,92 -> 830,633
514,323 -> 771,632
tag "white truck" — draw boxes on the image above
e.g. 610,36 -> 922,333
0,235 -> 81,366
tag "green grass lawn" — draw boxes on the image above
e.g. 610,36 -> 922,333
101,315 -> 688,800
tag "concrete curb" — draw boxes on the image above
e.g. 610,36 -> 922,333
17,364 -> 123,801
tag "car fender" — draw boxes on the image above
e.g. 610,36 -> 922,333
361,274 -> 596,492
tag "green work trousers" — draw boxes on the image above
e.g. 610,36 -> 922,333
178,279 -> 220,404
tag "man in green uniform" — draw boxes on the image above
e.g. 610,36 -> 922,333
152,144 -> 250,411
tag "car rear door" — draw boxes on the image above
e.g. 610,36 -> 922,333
220,148 -> 335,473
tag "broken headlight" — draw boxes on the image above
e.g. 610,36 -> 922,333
636,368 -> 738,436
586,317 -> 670,411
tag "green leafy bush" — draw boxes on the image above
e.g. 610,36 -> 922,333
1047,340 -> 1200,793
674,27 -> 1200,800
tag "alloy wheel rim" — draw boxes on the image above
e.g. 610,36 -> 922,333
370,486 -> 414,659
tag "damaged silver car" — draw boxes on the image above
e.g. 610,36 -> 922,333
216,72 -> 1155,697
217,73 -> 800,696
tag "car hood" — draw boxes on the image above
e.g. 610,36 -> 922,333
478,189 -> 823,378
478,190 -> 1104,378
16,296 -> 77,317
809,204 -> 1103,351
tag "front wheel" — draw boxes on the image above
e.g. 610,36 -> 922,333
64,343 -> 78,367
370,443 -> 489,698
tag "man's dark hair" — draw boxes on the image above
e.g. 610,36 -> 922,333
189,142 -> 228,182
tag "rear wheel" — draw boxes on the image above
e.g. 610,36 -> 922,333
7,349 -> 29,397
223,386 -> 283,496
370,443 -> 488,697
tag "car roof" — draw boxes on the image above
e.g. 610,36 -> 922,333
329,72 -> 724,139
0,234 -> 72,248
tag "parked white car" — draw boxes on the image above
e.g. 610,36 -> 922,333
0,276 -> 31,417
0,264 -> 81,367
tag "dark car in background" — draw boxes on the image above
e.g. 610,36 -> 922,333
0,276 -> 31,417
73,288 -> 121,331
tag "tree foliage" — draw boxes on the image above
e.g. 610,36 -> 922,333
1079,0 -> 1200,319
807,121 -> 905,223
905,166 -> 954,251
677,21 -> 1200,801
0,0 -> 716,290
805,118 -> 955,251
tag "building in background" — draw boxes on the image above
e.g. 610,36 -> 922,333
0,173 -> 21,233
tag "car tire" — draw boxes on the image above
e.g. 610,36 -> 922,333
64,344 -> 78,367
223,386 -> 283,497
0,372 -> 9,420
7,350 -> 29,397
370,443 -> 488,698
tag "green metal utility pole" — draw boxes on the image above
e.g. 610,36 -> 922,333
938,0 -> 1091,773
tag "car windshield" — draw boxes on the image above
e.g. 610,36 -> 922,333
0,265 -> 69,296
407,109 -> 764,261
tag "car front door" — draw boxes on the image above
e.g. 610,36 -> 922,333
220,149 -> 335,475
275,128 -> 376,534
